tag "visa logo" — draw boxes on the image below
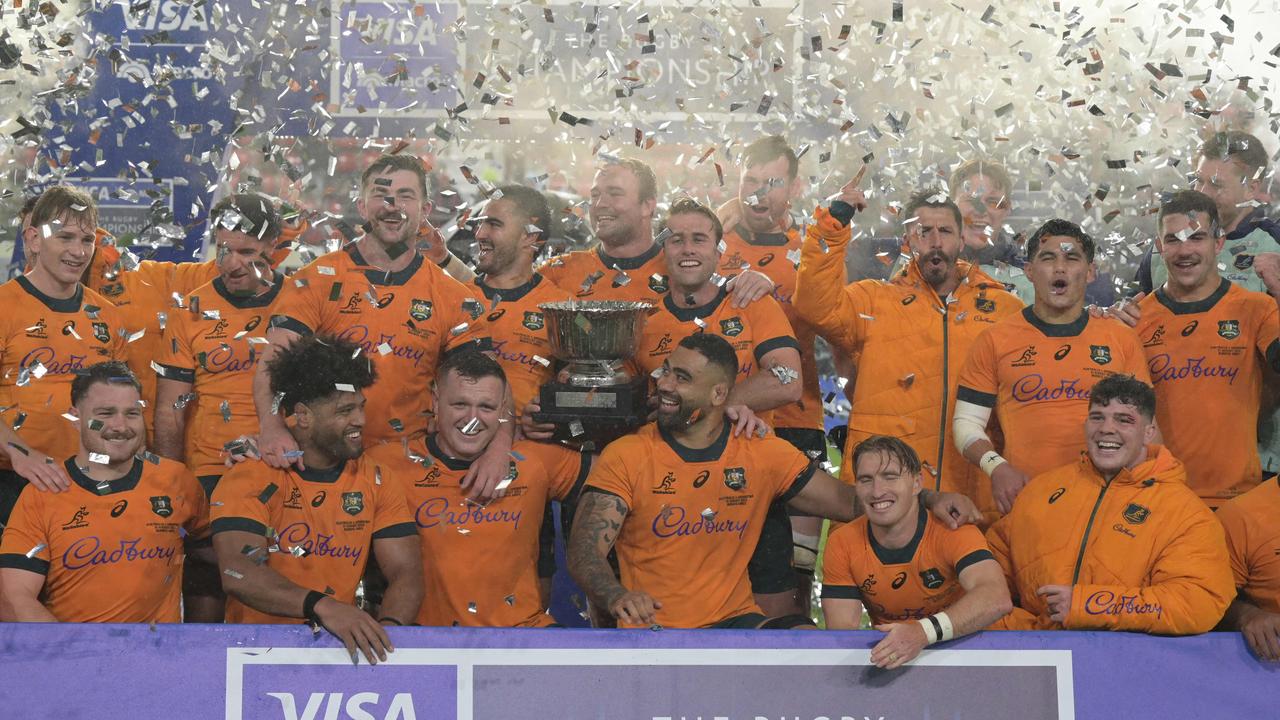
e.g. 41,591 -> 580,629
121,0 -> 210,32
266,692 -> 417,720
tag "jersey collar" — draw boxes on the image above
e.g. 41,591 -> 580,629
597,241 -> 662,271
1154,277 -> 1230,316
65,456 -> 144,495
475,273 -> 544,303
867,503 -> 928,566
345,244 -> 424,287
657,421 -> 731,463
212,272 -> 285,309
662,285 -> 729,321
17,275 -> 83,313
731,225 -> 792,247
295,460 -> 347,483
1022,305 -> 1089,337
426,433 -> 476,471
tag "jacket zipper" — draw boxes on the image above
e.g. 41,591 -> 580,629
935,300 -> 949,492
1070,477 -> 1113,584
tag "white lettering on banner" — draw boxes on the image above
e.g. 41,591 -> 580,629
121,0 -> 209,32
267,692 -> 417,720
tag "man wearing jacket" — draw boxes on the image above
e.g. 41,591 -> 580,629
794,182 -> 1021,516
986,374 -> 1233,634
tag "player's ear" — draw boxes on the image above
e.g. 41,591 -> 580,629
22,224 -> 40,256
1142,417 -> 1157,445
291,402 -> 312,429
711,379 -> 730,406
1086,260 -> 1097,284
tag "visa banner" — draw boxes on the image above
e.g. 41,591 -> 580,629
0,623 -> 1273,719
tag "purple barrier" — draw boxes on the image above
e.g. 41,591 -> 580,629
0,623 -> 1275,719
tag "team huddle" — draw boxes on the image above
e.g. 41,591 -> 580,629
0,131 -> 1277,668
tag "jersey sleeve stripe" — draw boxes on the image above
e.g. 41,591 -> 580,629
956,385 -> 997,408
820,584 -> 861,600
754,336 -> 801,363
0,553 -> 50,575
210,517 -> 269,537
1266,339 -> 1280,374
154,363 -> 196,384
954,548 -> 995,574
778,459 -> 818,503
268,315 -> 312,336
371,522 -> 418,540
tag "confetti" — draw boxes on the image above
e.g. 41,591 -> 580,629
334,383 -> 356,393
88,452 -> 110,464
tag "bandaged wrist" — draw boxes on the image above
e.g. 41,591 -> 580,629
979,450 -> 1006,477
918,611 -> 955,645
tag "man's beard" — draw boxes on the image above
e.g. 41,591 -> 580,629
917,249 -> 956,288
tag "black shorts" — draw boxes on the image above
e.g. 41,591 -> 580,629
538,501 -> 556,580
0,469 -> 27,535
774,427 -> 827,460
747,497 -> 796,594
711,612 -> 815,629
197,474 -> 222,498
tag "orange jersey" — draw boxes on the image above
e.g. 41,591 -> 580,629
721,225 -> 821,432
269,246 -> 491,444
154,274 -> 285,477
957,308 -> 1150,478
463,274 -> 571,414
0,278 -> 128,469
586,422 -> 814,628
821,504 -> 994,623
95,260 -> 219,439
0,456 -> 209,622
635,288 -> 799,422
1136,280 -> 1280,506
1216,478 -> 1280,614
210,455 -> 416,624
539,243 -> 670,303
367,435 -> 587,627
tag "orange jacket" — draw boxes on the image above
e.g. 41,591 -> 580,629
793,206 -> 1021,503
987,445 -> 1234,635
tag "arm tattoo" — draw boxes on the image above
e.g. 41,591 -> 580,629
567,491 -> 629,608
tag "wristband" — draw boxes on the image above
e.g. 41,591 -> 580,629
302,590 -> 326,625
828,200 -> 858,227
437,252 -> 454,269
935,611 -> 955,642
916,617 -> 940,645
979,450 -> 1006,478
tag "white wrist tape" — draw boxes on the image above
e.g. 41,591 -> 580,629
979,450 -> 1007,478
918,611 -> 955,645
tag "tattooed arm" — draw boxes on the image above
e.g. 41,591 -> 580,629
566,489 -> 662,625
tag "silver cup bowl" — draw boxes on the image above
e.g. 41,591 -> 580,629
539,300 -> 653,385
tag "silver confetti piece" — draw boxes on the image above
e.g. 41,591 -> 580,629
449,322 -> 469,336
220,400 -> 232,422
460,417 -> 482,436
89,452 -> 110,464
770,366 -> 799,385
25,543 -> 46,558
335,383 -> 356,392
174,393 -> 196,410
271,392 -> 286,415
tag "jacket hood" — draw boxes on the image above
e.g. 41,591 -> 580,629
1076,444 -> 1186,488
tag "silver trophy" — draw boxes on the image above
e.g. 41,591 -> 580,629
533,300 -> 653,443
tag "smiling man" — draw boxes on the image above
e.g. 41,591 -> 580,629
1135,190 -> 1280,508
822,435 -> 1010,669
213,335 -> 422,665
462,185 -> 570,415
0,362 -> 210,622
367,351 -> 589,627
954,219 -> 1150,517
0,186 -> 129,529
986,374 -> 1233,634
252,155 -> 504,501
567,333 -> 982,630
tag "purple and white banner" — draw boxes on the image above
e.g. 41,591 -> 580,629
0,624 -> 1274,719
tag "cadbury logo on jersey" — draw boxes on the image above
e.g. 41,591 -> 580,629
1218,320 -> 1240,340
279,523 -> 364,566
63,537 -> 177,571
1089,345 -> 1111,365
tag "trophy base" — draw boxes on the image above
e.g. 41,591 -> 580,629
532,376 -> 649,445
